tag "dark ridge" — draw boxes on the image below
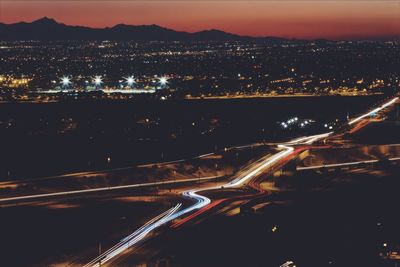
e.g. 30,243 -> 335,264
0,17 -> 286,42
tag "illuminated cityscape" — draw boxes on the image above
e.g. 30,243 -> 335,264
1,2 -> 400,267
0,35 -> 399,102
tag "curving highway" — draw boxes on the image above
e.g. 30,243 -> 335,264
86,95 -> 399,266
85,132 -> 333,266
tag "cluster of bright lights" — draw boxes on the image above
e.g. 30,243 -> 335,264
324,123 -> 334,130
300,120 -> 312,128
281,117 -> 314,129
281,117 -> 298,128
60,75 -> 170,89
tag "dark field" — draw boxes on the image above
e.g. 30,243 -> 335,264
0,96 -> 383,180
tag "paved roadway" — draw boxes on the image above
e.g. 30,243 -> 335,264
86,133 -> 334,266
2,95 -> 397,266
85,95 -> 399,266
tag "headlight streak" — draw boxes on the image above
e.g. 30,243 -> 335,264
225,145 -> 294,188
85,132 -> 332,266
303,132 -> 333,144
85,203 -> 182,267
0,175 -> 221,203
348,97 -> 398,125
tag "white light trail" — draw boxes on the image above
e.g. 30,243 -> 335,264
225,145 -> 294,188
297,157 -> 400,171
348,97 -> 398,125
297,159 -> 379,170
85,131 -> 332,266
84,144 -> 296,266
303,132 -> 333,144
85,204 -> 182,267
284,132 -> 332,145
84,95 -> 400,265
0,175 -> 221,203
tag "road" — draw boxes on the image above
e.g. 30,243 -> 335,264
85,133 -> 334,266
0,175 -> 223,203
297,157 -> 400,171
1,95 -> 397,266
85,95 -> 399,266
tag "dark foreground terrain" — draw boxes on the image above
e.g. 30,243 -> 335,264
0,96 -> 382,180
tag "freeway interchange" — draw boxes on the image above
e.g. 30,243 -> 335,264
84,95 -> 399,266
0,95 -> 398,267
84,96 -> 398,266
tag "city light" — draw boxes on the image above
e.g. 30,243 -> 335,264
280,117 -> 313,129
159,76 -> 168,87
94,76 -> 103,87
61,76 -> 71,88
125,76 -> 136,87
2,6 -> 400,267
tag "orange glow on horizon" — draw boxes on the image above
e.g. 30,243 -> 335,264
1,1 -> 400,40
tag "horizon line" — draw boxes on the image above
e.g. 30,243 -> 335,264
1,16 -> 400,41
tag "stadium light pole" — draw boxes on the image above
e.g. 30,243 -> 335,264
159,76 -> 168,89
125,76 -> 136,88
61,76 -> 71,90
94,75 -> 103,90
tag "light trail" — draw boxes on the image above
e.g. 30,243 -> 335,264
303,132 -> 332,144
284,132 -> 332,145
86,95 -> 398,265
348,97 -> 398,125
285,135 -> 314,144
0,175 -> 221,203
280,261 -> 295,267
297,157 -> 400,171
84,203 -> 182,267
85,132 -> 332,266
85,186 -> 215,266
298,159 -> 379,170
225,145 -> 294,188
0,166 -> 138,186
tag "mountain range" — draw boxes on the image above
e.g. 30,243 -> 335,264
0,17 -> 286,42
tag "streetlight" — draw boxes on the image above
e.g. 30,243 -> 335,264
61,76 -> 71,89
125,76 -> 136,88
159,76 -> 168,89
94,76 -> 103,89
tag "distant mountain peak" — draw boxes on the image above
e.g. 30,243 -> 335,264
33,17 -> 58,25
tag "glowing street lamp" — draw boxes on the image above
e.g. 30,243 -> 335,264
93,76 -> 103,89
61,76 -> 71,89
125,76 -> 136,88
159,76 -> 168,88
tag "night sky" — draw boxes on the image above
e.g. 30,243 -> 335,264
1,0 -> 400,40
